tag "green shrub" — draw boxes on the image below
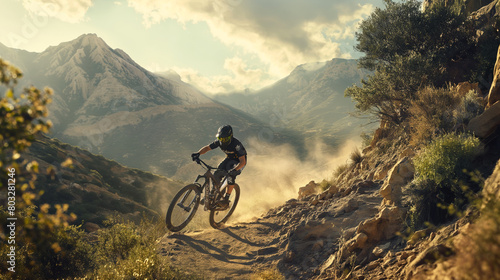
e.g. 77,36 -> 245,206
96,222 -> 142,263
319,179 -> 332,192
409,133 -> 481,229
91,218 -> 196,280
413,133 -> 480,185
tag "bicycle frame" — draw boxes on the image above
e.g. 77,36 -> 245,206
194,159 -> 230,211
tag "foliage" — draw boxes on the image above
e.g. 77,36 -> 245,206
319,179 -> 332,192
346,0 -> 478,125
408,133 -> 481,229
0,58 -> 81,278
413,133 -> 480,185
408,86 -> 485,146
0,59 -> 193,279
408,87 -> 459,145
90,217 -> 196,280
472,17 -> 500,84
356,0 -> 473,78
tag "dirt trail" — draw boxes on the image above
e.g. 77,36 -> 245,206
158,217 -> 284,279
158,181 -> 383,279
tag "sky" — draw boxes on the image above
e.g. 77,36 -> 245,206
0,0 -> 383,95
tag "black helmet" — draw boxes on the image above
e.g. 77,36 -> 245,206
216,125 -> 233,145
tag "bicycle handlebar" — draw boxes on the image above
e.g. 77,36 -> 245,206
195,158 -> 219,171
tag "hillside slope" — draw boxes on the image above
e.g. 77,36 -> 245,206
25,135 -> 183,226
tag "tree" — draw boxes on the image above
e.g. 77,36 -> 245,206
346,0 -> 476,124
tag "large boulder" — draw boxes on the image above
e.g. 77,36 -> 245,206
471,0 -> 500,29
356,206 -> 405,244
488,43 -> 500,107
298,181 -> 319,199
424,0 -> 495,15
468,100 -> 500,138
483,158 -> 500,204
380,157 -> 415,206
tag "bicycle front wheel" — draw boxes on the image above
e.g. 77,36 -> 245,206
166,184 -> 201,232
209,184 -> 240,229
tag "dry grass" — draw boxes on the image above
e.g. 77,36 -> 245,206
408,86 -> 460,147
251,267 -> 285,280
349,148 -> 363,167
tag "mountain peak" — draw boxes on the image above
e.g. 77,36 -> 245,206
73,33 -> 108,49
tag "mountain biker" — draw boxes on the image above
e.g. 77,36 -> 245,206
191,125 -> 247,208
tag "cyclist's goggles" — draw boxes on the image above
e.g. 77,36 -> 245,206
218,136 -> 231,144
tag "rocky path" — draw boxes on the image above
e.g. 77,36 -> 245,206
157,180 -> 385,279
158,218 -> 284,279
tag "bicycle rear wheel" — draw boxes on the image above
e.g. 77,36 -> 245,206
166,184 -> 201,232
209,184 -> 240,229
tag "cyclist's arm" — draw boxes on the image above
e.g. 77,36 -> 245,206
197,145 -> 212,155
234,155 -> 246,171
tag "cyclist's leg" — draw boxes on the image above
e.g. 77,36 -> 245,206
215,158 -> 231,183
225,160 -> 241,195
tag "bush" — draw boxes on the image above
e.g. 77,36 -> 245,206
413,133 -> 480,185
408,87 -> 460,145
409,133 -> 481,228
319,179 -> 332,192
96,222 -> 142,263
91,218 -> 196,280
346,0 -> 482,125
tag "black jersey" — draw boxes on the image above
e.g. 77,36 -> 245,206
209,137 -> 247,160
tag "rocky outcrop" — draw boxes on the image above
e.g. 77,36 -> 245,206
380,157 -> 415,206
483,157 -> 500,203
298,181 -> 319,199
424,0 -> 495,15
487,43 -> 500,107
471,0 -> 500,28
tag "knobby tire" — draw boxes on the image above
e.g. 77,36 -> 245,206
209,184 -> 240,229
166,184 -> 201,232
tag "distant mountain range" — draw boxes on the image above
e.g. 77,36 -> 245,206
0,34 -> 298,180
0,34 -> 372,182
213,59 -> 373,145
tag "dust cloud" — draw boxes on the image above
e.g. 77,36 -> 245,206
231,137 -> 361,222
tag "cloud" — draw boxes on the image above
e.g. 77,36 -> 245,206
127,0 -> 376,76
21,0 -> 93,23
160,56 -> 274,94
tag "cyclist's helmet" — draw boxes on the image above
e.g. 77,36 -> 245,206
216,125 -> 233,146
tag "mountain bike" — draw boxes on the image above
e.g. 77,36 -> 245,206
166,158 -> 240,232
